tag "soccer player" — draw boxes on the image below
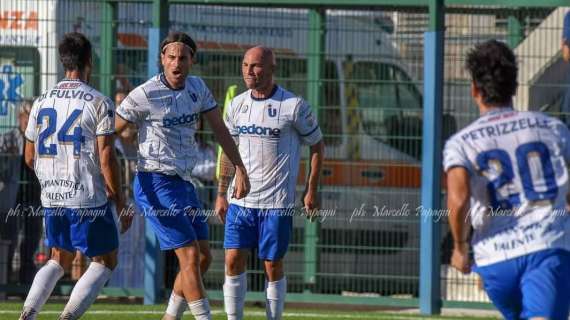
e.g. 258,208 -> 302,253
216,46 -> 325,320
445,40 -> 570,320
20,32 -> 130,320
115,32 -> 249,320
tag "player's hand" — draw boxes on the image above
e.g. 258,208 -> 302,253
215,195 -> 229,224
303,189 -> 319,222
451,242 -> 471,274
118,202 -> 134,234
232,165 -> 250,199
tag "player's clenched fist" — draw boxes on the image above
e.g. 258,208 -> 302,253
303,190 -> 319,222
119,203 -> 134,234
451,242 -> 471,274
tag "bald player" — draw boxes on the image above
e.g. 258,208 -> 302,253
215,46 -> 325,320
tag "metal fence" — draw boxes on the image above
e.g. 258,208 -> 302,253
0,0 -> 569,313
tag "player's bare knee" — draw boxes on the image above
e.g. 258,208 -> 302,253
225,250 -> 247,275
175,244 -> 200,266
264,259 -> 284,281
92,250 -> 118,270
178,261 -> 200,276
50,248 -> 74,271
200,249 -> 212,274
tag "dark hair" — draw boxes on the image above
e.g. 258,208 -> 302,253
465,40 -> 518,106
58,32 -> 92,72
160,32 -> 197,57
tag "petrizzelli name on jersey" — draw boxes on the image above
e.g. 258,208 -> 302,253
461,117 -> 551,142
237,124 -> 281,137
162,112 -> 200,128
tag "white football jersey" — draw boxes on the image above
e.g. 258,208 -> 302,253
25,79 -> 115,208
224,86 -> 323,209
116,74 -> 217,181
444,107 -> 570,266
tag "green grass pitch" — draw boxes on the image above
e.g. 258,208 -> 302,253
0,302 -> 500,320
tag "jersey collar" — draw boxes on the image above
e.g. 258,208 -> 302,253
481,106 -> 514,117
159,73 -> 185,91
61,78 -> 86,84
250,85 -> 279,101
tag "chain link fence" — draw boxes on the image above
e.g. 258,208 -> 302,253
0,0 -> 568,309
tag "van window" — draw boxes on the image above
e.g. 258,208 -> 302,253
348,61 -> 422,158
276,58 -> 341,146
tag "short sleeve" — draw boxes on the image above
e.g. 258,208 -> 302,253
224,98 -> 238,136
96,97 -> 116,136
199,78 -> 218,113
24,98 -> 41,142
443,137 -> 473,174
116,89 -> 145,124
293,99 -> 322,145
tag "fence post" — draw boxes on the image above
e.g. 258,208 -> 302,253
100,1 -> 116,96
144,0 -> 168,305
420,0 -> 444,315
508,13 -> 524,48
303,8 -> 325,293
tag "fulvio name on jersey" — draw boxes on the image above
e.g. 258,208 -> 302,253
49,89 -> 94,102
237,124 -> 281,137
162,112 -> 199,128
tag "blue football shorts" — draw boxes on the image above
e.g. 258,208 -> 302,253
223,204 -> 293,261
133,171 -> 208,250
44,203 -> 118,258
474,248 -> 570,320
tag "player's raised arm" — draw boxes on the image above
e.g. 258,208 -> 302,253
203,107 -> 250,201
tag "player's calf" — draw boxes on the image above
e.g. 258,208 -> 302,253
264,259 -> 286,320
20,248 -> 73,320
59,250 -> 118,320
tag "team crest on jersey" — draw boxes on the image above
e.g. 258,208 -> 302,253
189,92 -> 198,102
268,105 -> 277,118
241,105 -> 249,113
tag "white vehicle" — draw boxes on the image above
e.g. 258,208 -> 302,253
0,0 -> 451,295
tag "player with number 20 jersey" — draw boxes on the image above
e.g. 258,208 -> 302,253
445,40 -> 570,320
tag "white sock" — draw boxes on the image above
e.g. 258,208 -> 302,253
165,292 -> 187,319
188,298 -> 211,320
223,273 -> 247,320
22,260 -> 64,319
265,277 -> 286,320
59,262 -> 113,319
